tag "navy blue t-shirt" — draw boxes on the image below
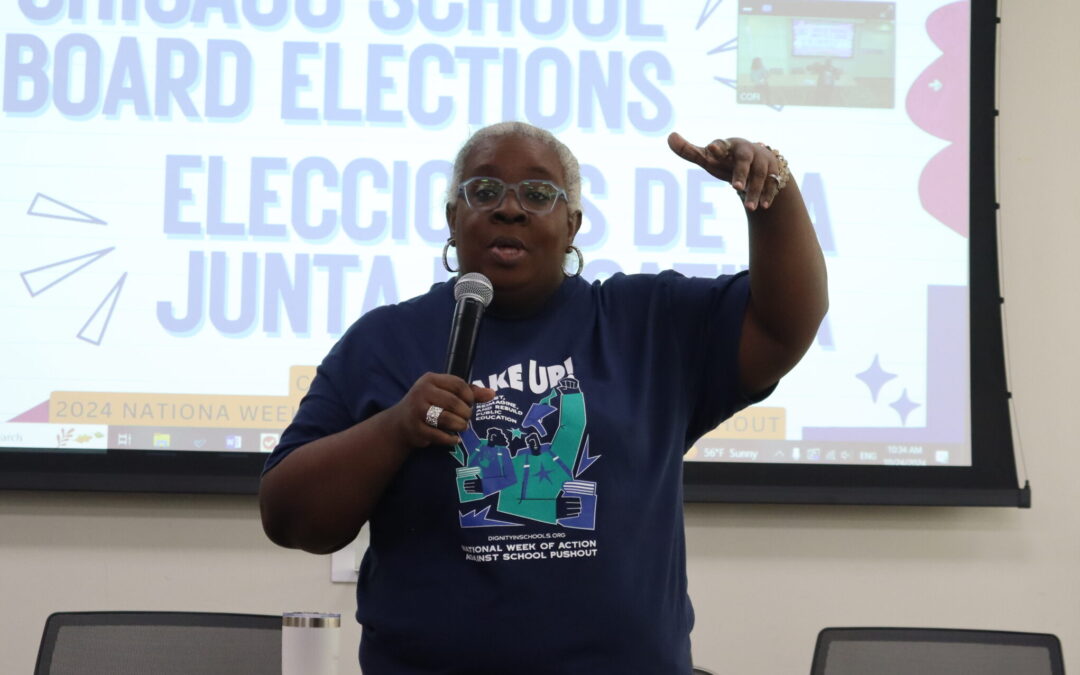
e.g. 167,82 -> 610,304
265,270 -> 761,674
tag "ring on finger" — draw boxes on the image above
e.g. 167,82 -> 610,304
424,404 -> 443,428
757,143 -> 791,190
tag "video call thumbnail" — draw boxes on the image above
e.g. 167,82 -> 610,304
737,0 -> 897,109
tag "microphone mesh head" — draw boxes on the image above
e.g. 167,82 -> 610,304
454,273 -> 494,307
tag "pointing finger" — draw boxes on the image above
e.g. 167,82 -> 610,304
667,132 -> 709,168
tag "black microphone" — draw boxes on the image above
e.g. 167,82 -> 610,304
445,273 -> 494,381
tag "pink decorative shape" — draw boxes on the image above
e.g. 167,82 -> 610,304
9,400 -> 50,423
906,1 -> 970,237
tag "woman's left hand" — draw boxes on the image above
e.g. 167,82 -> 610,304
667,132 -> 783,211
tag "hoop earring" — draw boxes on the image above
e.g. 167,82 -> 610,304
442,237 -> 458,273
564,245 -> 584,278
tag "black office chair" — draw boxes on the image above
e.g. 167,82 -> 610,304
34,611 -> 282,675
811,627 -> 1065,675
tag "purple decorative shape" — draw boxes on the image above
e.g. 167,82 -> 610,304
521,402 -> 557,436
77,273 -> 127,346
707,37 -> 738,55
817,314 -> 835,351
889,389 -> 921,426
27,193 -> 106,225
697,0 -> 725,29
576,436 -> 600,476
459,505 -> 521,528
856,354 -> 898,403
21,247 -> 114,297
8,400 -> 49,423
803,285 -> 967,443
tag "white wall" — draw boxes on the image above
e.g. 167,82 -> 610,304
3,2 -> 1078,672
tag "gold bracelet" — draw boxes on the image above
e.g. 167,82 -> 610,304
757,142 -> 791,191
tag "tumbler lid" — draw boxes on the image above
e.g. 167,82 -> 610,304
282,612 -> 340,628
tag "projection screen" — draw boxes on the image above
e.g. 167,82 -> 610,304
0,0 -> 1024,505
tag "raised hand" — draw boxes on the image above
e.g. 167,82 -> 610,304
386,373 -> 496,448
556,494 -> 583,519
463,476 -> 483,495
556,375 -> 580,393
667,132 -> 786,211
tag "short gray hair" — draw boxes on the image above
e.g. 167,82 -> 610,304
446,121 -> 582,213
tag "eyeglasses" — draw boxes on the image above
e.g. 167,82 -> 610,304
458,176 -> 568,214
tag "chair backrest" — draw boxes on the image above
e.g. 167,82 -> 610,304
811,627 -> 1065,675
34,611 -> 282,675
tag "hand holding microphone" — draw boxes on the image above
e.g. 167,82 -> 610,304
387,274 -> 496,448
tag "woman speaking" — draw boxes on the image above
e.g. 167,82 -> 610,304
260,121 -> 828,674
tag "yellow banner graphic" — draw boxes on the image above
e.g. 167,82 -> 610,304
701,407 -> 786,440
49,366 -> 317,429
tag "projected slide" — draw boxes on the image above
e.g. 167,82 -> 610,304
1,0 -> 969,469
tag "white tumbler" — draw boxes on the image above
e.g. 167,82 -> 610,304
282,612 -> 341,675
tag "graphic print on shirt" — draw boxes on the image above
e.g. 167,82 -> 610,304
451,364 -> 597,530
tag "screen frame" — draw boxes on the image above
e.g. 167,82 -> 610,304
685,0 -> 1027,507
0,0 -> 1027,506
